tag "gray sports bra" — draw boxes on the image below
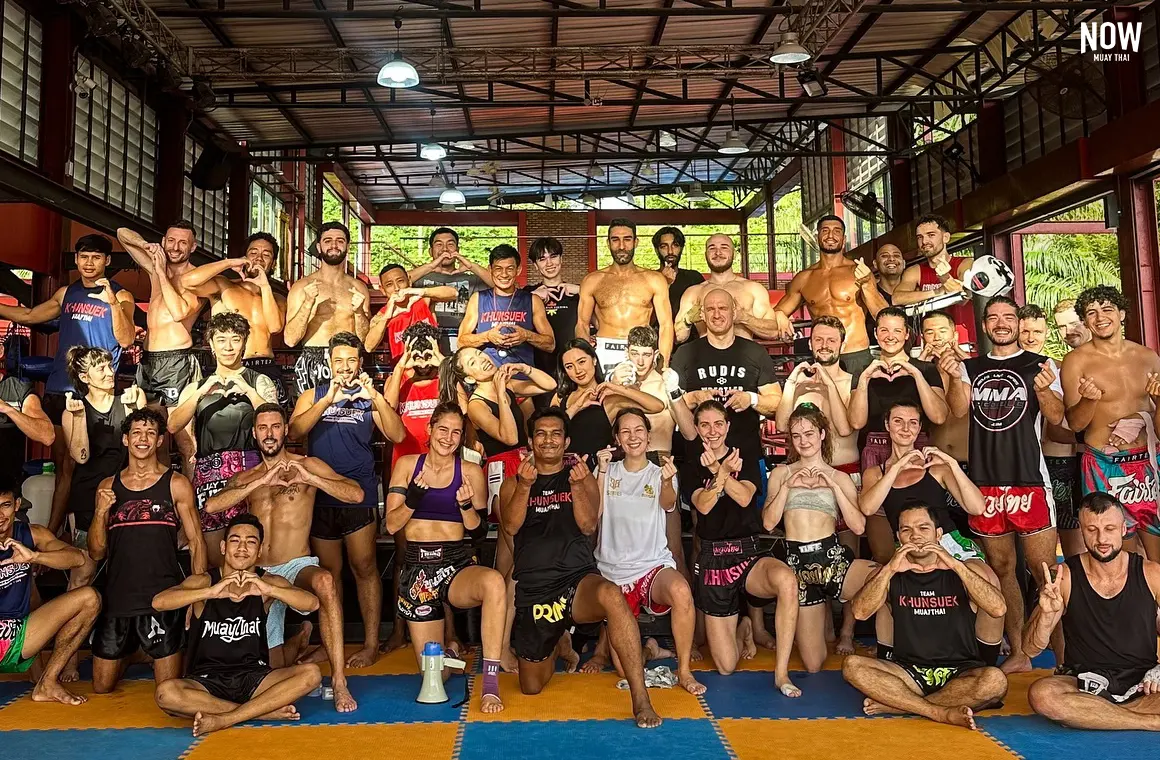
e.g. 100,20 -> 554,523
784,487 -> 839,521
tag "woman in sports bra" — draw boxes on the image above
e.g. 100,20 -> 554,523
763,404 -> 878,672
858,400 -> 1005,666
385,401 -> 507,714
551,339 -> 664,468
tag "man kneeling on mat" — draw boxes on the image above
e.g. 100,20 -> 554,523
0,477 -> 100,705
843,502 -> 1008,730
153,514 -> 322,736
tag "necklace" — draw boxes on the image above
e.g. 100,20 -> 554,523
492,288 -> 519,358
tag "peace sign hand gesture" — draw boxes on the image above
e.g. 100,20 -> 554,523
1038,561 -> 1065,614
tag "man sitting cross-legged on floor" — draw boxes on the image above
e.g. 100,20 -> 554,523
843,501 -> 1009,730
1025,491 -> 1160,730
153,513 -> 322,736
0,476 -> 101,705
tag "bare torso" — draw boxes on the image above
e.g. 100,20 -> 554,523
931,366 -> 970,462
582,265 -> 667,338
299,271 -> 368,347
791,260 -> 870,352
639,371 -> 675,454
1065,341 -> 1160,449
213,282 -> 286,358
683,276 -> 768,340
244,456 -> 317,565
790,370 -> 857,466
147,263 -> 201,352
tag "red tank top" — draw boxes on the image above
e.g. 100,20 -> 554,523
385,300 -> 438,359
917,257 -> 977,345
392,376 -> 439,467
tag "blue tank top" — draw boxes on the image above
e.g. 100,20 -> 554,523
410,454 -> 464,523
0,522 -> 34,620
47,280 -> 127,394
476,288 -> 535,368
309,383 -> 378,508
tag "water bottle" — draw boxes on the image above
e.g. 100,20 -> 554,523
21,462 -> 56,527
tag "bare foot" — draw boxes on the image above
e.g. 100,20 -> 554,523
836,633 -> 856,656
736,617 -> 757,660
634,704 -> 663,729
500,648 -> 520,674
297,646 -> 328,666
643,638 -> 675,663
31,679 -> 86,706
862,698 -> 903,716
446,639 -> 464,660
689,646 -> 704,662
192,712 -> 225,737
678,670 -> 706,696
1000,653 -> 1032,674
346,645 -> 379,670
752,627 -> 776,651
579,654 -> 607,674
939,705 -> 976,730
775,674 -> 801,698
258,705 -> 300,721
333,682 -> 358,713
59,667 -> 80,684
379,626 -> 406,654
556,631 -> 580,673
480,693 -> 504,714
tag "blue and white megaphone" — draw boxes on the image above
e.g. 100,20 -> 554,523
416,641 -> 467,704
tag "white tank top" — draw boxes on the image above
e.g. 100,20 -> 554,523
595,460 -> 676,586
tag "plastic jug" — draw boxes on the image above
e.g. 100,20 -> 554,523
21,462 -> 55,527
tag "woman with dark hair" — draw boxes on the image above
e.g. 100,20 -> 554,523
763,404 -> 877,672
169,312 -> 278,563
385,401 -> 507,713
551,338 -> 664,467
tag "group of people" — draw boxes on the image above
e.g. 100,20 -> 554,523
0,211 -> 1159,735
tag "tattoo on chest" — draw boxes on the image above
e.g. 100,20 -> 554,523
274,484 -> 301,497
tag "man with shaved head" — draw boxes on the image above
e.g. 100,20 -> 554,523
674,234 -> 794,345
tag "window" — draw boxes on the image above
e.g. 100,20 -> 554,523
72,56 -> 157,218
0,1 -> 41,164
182,137 -> 229,256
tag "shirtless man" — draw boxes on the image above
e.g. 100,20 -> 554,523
893,215 -> 977,347
179,232 -> 288,406
674,234 -> 793,344
872,244 -> 906,305
283,222 -> 372,400
1061,285 -> 1160,560
775,215 -> 890,379
919,311 -> 971,467
204,404 -> 363,712
577,218 -> 674,371
118,222 -> 207,473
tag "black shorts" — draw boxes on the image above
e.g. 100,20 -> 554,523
92,609 -> 185,661
693,536 -> 774,618
41,393 -> 66,426
243,357 -> 290,409
1046,456 -> 1079,530
1057,665 -> 1152,704
899,661 -> 983,697
137,349 -> 202,407
293,347 -> 331,400
397,541 -> 475,622
512,574 -> 595,663
310,505 -> 377,541
839,348 -> 873,379
785,534 -> 854,607
192,668 -> 272,704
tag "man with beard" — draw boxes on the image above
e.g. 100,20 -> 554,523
525,237 -> 581,381
843,502 -> 1008,730
459,245 -> 555,369
1061,286 -> 1160,560
178,232 -> 289,407
408,227 -> 494,352
364,264 -> 454,360
873,244 -> 906,305
118,222 -> 210,474
674,234 -> 793,344
205,404 -> 363,712
577,219 -> 674,371
1026,492 -> 1160,729
944,296 -> 1064,674
775,216 -> 890,379
652,226 -> 703,319
283,222 -> 372,399
1054,298 -> 1092,350
919,311 -> 971,468
893,215 -> 977,347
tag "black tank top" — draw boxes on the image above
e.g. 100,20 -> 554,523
194,369 -> 261,453
473,390 -> 526,457
69,397 -> 128,530
889,568 -> 981,668
566,402 -> 613,466
186,567 -> 269,676
513,468 -> 597,606
105,469 -> 185,616
1062,553 -> 1158,673
0,377 -> 32,483
880,467 -> 957,535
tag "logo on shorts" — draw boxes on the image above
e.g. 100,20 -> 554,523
163,387 -> 180,402
147,616 -> 167,639
532,595 -> 568,624
414,605 -> 432,617
970,368 -> 1028,431
418,546 -> 444,562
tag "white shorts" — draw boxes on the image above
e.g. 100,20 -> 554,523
262,555 -> 321,648
595,337 -> 628,375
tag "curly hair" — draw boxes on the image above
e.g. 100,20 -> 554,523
400,321 -> 442,353
1076,285 -> 1129,320
785,403 -> 833,465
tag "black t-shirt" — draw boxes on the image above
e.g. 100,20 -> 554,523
671,336 -> 776,460
523,284 -> 578,375
889,568 -> 981,669
681,450 -> 763,541
513,469 -> 597,605
668,268 -> 704,320
852,359 -> 943,442
0,377 -> 32,483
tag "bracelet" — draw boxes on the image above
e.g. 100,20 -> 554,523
457,499 -> 474,511
747,391 -> 759,408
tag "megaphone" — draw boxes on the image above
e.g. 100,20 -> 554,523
417,641 -> 467,704
961,255 -> 1015,298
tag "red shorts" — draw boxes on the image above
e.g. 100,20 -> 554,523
620,565 -> 672,618
834,461 -> 861,532
967,485 -> 1055,537
486,448 -> 527,523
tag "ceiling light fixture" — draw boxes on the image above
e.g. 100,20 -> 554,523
378,17 -> 420,88
658,131 -> 677,149
797,68 -> 828,98
719,97 -> 749,155
685,182 -> 709,201
587,164 -> 604,179
420,142 -> 447,161
770,32 -> 811,65
439,186 -> 466,205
